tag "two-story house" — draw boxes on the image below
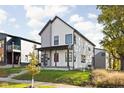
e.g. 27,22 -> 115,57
38,16 -> 95,70
0,32 -> 41,65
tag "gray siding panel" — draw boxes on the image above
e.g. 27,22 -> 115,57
41,23 -> 51,47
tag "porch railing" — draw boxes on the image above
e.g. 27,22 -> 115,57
7,45 -> 21,51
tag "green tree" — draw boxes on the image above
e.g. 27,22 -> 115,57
97,5 -> 124,70
27,51 -> 40,88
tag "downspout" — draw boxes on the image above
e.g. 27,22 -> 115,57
72,32 -> 75,70
50,21 -> 52,66
4,37 -> 7,64
93,47 -> 95,69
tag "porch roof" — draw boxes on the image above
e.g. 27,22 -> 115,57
36,45 -> 69,51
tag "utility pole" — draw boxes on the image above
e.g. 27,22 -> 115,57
12,42 -> 14,68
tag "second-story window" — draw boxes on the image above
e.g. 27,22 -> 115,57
54,36 -> 59,45
65,34 -> 72,44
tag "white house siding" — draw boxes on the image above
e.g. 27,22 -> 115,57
41,22 -> 51,47
39,17 -> 95,70
74,32 -> 94,69
51,49 -> 73,67
21,40 -> 40,63
51,18 -> 74,46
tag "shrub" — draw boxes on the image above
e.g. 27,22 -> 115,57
91,69 -> 124,87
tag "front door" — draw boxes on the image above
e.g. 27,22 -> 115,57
7,52 -> 20,64
41,54 -> 48,67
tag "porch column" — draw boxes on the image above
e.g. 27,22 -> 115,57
67,48 -> 70,70
54,50 -> 57,67
72,47 -> 75,70
12,42 -> 14,68
50,50 -> 52,66
37,50 -> 39,65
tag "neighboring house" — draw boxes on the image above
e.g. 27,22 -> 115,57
94,48 -> 109,69
0,32 -> 41,65
38,16 -> 95,70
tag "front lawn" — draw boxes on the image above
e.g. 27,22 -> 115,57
0,81 -> 55,88
14,70 -> 90,86
0,66 -> 25,77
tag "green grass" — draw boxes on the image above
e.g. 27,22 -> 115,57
0,82 -> 30,88
0,82 -> 55,88
14,70 -> 90,86
0,66 -> 25,77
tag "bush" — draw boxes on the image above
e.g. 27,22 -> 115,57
91,69 -> 124,87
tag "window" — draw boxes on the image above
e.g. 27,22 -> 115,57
101,52 -> 105,56
81,55 -> 86,63
25,55 -> 28,61
74,35 -> 76,44
65,34 -> 72,44
54,53 -> 59,62
54,36 -> 59,45
88,47 -> 91,51
65,52 -> 72,62
74,56 -> 76,62
41,54 -> 48,63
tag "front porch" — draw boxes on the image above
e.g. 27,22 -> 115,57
36,45 -> 74,70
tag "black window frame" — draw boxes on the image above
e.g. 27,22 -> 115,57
65,34 -> 72,44
81,55 -> 86,63
74,35 -> 76,44
54,53 -> 59,62
65,52 -> 72,62
54,36 -> 59,45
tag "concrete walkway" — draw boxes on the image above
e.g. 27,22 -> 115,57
0,70 -> 81,88
0,78 -> 80,88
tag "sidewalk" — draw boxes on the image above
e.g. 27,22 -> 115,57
0,77 -> 81,88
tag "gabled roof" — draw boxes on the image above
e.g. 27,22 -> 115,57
39,16 -> 95,46
0,32 -> 41,45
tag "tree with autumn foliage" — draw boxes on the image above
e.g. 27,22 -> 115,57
97,5 -> 124,70
27,51 -> 40,88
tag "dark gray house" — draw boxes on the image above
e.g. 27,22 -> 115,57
0,32 -> 41,65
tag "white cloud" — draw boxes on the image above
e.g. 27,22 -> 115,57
44,6 -> 69,17
74,21 -> 95,31
9,18 -> 16,23
24,5 -> 73,42
0,29 -> 5,33
70,14 -> 103,48
24,5 -> 44,21
27,19 -> 44,29
24,5 -> 72,29
0,9 -> 7,24
29,30 -> 41,42
14,24 -> 20,29
69,14 -> 84,22
9,18 -> 20,29
88,13 -> 97,19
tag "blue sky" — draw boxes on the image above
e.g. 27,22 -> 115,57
0,5 -> 103,48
